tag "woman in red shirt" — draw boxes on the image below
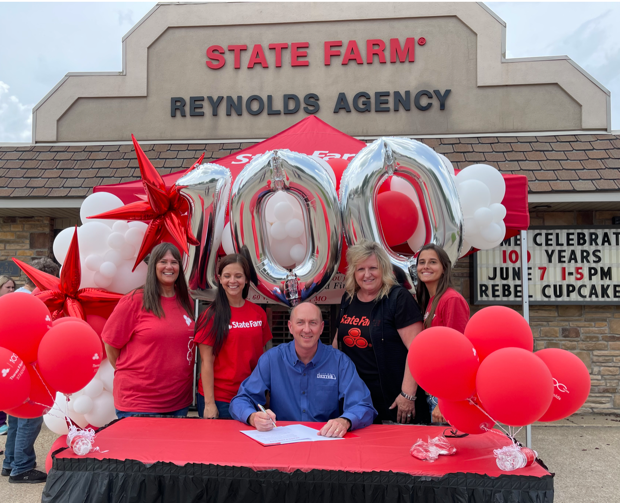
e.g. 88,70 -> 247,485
103,243 -> 195,418
415,243 -> 470,423
194,254 -> 272,419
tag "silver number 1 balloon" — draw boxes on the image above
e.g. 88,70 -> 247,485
340,137 -> 463,287
229,149 -> 342,307
176,163 -> 232,301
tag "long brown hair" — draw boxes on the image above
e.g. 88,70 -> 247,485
139,242 -> 193,318
195,254 -> 251,356
415,244 -> 454,329
344,240 -> 396,301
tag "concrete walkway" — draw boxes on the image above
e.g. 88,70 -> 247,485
1,414 -> 618,503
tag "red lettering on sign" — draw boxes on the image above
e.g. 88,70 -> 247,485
247,44 -> 269,68
324,41 -> 342,65
366,39 -> 386,64
206,45 -> 225,69
291,42 -> 310,66
269,43 -> 288,67
342,40 -> 363,65
390,37 -> 415,63
227,44 -> 248,69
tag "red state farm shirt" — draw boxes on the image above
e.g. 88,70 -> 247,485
424,287 -> 470,333
195,301 -> 272,403
102,291 -> 195,413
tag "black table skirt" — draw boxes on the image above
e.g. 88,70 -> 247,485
42,450 -> 554,503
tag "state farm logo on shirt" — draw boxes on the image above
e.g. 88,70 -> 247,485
317,373 -> 336,380
340,315 -> 370,326
228,320 -> 263,329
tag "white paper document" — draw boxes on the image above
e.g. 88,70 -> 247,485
241,424 -> 345,446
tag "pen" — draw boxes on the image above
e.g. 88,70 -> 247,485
257,403 -> 277,429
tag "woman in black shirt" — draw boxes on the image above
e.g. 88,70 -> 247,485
332,241 -> 428,424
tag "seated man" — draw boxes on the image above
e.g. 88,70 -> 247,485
230,302 -> 377,437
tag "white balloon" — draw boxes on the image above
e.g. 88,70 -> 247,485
270,236 -> 300,268
469,221 -> 506,250
313,157 -> 337,188
221,222 -> 235,255
270,221 -> 288,240
457,164 -> 506,204
80,192 -> 124,227
457,180 -> 491,217
285,218 -> 304,239
52,227 -> 76,265
108,232 -> 126,250
103,249 -> 122,266
490,203 -> 507,223
458,238 -> 473,259
274,202 -> 294,222
290,243 -> 306,263
73,395 -> 94,415
107,260 -> 147,294
265,192 -> 296,223
119,244 -> 136,261
82,377 -> 105,399
125,227 -> 145,248
84,391 -> 117,428
68,409 -> 89,428
112,221 -> 130,234
463,217 -> 480,239
98,359 -> 114,392
44,411 -> 69,435
474,207 -> 494,227
481,222 -> 505,243
99,261 -> 117,278
94,272 -> 113,289
79,222 -> 113,257
79,268 -> 97,290
85,254 -> 104,272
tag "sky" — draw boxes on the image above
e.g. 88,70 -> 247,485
0,2 -> 619,143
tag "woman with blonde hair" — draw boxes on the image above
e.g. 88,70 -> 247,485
333,240 -> 429,424
0,276 -> 15,296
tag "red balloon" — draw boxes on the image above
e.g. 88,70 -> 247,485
338,238 -> 349,275
0,292 -> 52,363
53,317 -> 91,329
326,158 -> 349,192
408,327 -> 479,401
85,315 -> 107,337
0,346 -> 31,411
45,434 -> 68,473
5,363 -> 56,418
37,321 -> 103,394
376,191 -> 419,246
464,306 -> 533,362
477,347 -> 554,427
439,395 -> 495,435
536,349 -> 591,422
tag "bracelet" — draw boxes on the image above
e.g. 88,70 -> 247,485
400,391 -> 416,401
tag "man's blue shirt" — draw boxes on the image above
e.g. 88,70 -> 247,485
229,341 -> 377,430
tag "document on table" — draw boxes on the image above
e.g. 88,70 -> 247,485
241,424 -> 345,446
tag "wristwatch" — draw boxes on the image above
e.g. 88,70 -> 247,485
400,390 -> 416,401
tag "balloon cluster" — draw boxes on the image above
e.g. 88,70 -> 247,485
408,306 -> 591,433
0,294 -> 103,422
455,164 -> 507,251
53,192 -> 148,294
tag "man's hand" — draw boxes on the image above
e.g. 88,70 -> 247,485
432,404 -> 445,424
389,393 -> 415,424
249,409 -> 277,431
203,402 -> 219,419
318,417 -> 351,438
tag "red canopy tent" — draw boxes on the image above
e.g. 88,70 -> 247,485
94,116 -> 529,233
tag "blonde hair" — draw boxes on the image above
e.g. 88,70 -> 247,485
344,241 -> 396,301
0,275 -> 15,289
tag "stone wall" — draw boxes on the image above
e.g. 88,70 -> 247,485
0,216 -> 55,287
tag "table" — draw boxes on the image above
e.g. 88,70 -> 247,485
42,417 -> 553,503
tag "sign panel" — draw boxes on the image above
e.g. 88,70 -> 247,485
474,228 -> 620,305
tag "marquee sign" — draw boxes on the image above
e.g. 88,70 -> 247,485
473,228 -> 620,305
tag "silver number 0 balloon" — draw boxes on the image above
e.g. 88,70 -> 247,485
229,150 -> 342,306
340,137 -> 463,287
176,163 -> 232,301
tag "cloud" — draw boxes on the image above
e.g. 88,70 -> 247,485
0,81 -> 33,142
118,9 -> 135,26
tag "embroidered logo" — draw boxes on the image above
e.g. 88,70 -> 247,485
317,373 -> 336,380
229,320 -> 262,329
343,328 -> 369,348
1,368 -> 9,378
183,315 -> 192,327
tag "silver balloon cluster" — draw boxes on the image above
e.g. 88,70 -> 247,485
177,138 -> 466,306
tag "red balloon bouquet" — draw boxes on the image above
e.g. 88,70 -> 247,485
408,327 -> 479,401
376,191 -> 419,246
476,347 -> 554,427
536,348 -> 591,422
439,395 -> 496,435
464,306 -> 533,362
6,363 -> 56,419
0,292 -> 53,363
0,346 -> 31,411
37,321 -> 103,394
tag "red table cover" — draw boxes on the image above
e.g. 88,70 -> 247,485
57,418 -> 549,479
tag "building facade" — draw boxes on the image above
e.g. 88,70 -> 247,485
1,3 -> 619,414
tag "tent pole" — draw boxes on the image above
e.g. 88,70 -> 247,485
520,230 -> 532,449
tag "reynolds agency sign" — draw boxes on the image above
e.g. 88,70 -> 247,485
171,36 -> 452,119
473,228 -> 620,305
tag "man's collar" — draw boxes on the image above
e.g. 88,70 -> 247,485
287,339 -> 324,367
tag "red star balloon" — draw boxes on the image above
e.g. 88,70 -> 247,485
13,227 -> 123,321
88,135 -> 204,270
